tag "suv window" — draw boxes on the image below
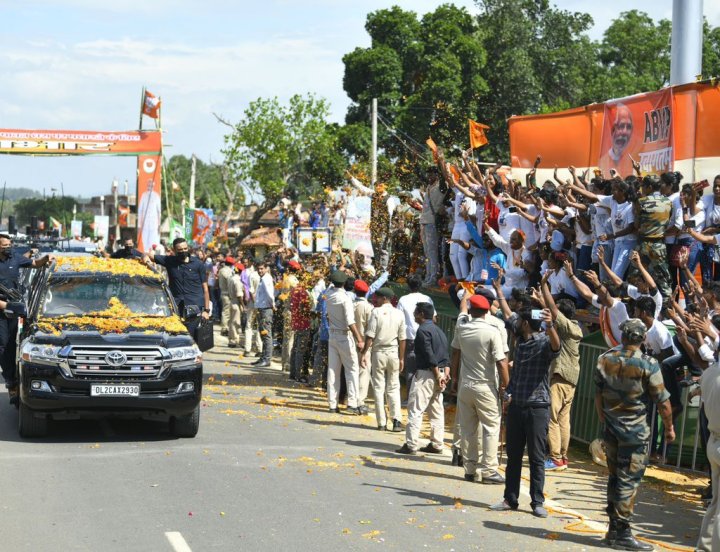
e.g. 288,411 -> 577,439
41,276 -> 172,318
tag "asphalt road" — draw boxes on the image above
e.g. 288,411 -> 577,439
0,340 -> 695,552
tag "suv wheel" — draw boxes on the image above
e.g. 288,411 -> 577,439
170,404 -> 200,438
18,402 -> 48,438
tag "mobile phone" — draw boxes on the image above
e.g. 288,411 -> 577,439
695,179 -> 709,190
685,220 -> 697,229
531,309 -> 543,320
508,206 -> 517,213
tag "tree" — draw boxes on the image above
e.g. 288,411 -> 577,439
14,196 -> 77,229
217,94 -> 345,239
342,4 -> 487,187
164,155 -> 238,221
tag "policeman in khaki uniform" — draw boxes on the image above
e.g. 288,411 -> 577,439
325,270 -> 365,414
227,262 -> 245,348
595,319 -> 675,551
353,280 -> 374,415
452,288 -> 509,467
634,175 -> 672,298
361,287 -> 406,432
450,293 -> 508,484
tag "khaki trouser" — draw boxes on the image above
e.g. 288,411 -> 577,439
220,293 -> 231,331
228,302 -> 243,345
358,349 -> 371,405
243,306 -> 262,354
458,380 -> 501,477
327,332 -> 359,409
548,375 -> 576,461
405,370 -> 444,450
371,348 -> 401,426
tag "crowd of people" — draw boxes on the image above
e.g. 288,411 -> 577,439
138,151 -> 720,551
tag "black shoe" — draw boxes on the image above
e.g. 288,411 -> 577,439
377,424 -> 387,431
391,419 -> 403,432
602,519 -> 619,547
395,443 -> 417,455
458,454 -> 463,468
346,406 -> 362,415
419,443 -> 443,454
328,407 -> 340,413
358,405 -> 369,415
451,450 -> 461,466
481,472 -> 505,485
220,330 -> 228,336
255,360 -> 271,368
464,473 -> 478,482
612,521 -> 654,551
254,352 -> 263,358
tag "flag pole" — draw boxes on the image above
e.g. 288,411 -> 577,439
0,181 -> 6,231
158,98 -> 172,221
139,86 -> 145,130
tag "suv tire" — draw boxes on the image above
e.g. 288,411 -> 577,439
170,404 -> 200,438
18,402 -> 48,438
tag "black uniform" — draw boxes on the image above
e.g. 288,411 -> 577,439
153,254 -> 207,338
0,251 -> 32,387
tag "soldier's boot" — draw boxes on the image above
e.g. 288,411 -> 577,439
611,521 -> 654,551
601,518 -> 619,546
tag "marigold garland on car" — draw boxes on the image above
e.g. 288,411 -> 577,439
37,297 -> 187,335
54,256 -> 161,279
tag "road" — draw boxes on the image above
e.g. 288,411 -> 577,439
0,337 -> 700,551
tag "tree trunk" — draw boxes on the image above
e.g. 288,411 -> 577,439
235,197 -> 277,244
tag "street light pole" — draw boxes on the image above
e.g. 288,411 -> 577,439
112,178 -> 119,241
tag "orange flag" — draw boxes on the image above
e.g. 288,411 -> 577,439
448,164 -> 461,184
426,137 -> 439,163
143,89 -> 161,119
469,119 -> 490,149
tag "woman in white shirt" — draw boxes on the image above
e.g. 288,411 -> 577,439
676,183 -> 705,288
701,176 -> 720,283
449,190 -> 475,280
596,181 -> 638,279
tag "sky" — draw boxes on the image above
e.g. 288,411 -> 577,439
1,0 -> 719,199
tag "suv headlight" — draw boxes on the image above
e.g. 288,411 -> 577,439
166,345 -> 202,364
21,342 -> 65,364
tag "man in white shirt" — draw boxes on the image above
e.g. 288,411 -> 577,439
396,275 -> 434,382
243,260 -> 263,356
325,271 -> 365,414
253,262 -> 276,367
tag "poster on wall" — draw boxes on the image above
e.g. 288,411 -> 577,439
136,154 -> 163,252
599,89 -> 673,176
342,195 -> 374,258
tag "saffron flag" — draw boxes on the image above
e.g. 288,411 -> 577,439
49,217 -> 62,229
469,119 -> 490,149
143,89 -> 161,119
426,137 -> 439,163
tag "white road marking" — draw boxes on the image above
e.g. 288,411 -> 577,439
165,531 -> 192,552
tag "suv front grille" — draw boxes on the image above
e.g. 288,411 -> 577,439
67,346 -> 163,378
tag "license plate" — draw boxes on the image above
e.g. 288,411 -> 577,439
90,385 -> 140,397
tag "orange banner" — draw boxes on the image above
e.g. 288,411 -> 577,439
599,89 -> 673,176
0,129 -> 161,155
136,155 -> 163,253
509,82 -> 720,177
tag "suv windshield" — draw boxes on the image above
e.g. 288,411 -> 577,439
41,276 -> 172,318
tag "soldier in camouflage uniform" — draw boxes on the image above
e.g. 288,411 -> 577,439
595,319 -> 675,551
634,175 -> 672,298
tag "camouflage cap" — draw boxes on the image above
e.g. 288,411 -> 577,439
620,318 -> 647,344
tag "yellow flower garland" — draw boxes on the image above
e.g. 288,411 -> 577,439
54,256 -> 161,279
37,298 -> 187,335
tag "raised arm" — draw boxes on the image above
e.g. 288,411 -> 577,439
492,276 -> 513,319
539,271 -> 558,319
597,245 -> 623,288
564,260 -> 598,304
629,250 -> 656,290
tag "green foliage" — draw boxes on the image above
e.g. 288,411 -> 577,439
341,3 -> 720,163
14,196 -> 77,228
164,155 -> 230,217
221,94 -> 345,206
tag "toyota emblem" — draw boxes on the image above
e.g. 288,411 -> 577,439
105,350 -> 127,367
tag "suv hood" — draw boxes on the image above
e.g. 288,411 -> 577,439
27,330 -> 194,348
